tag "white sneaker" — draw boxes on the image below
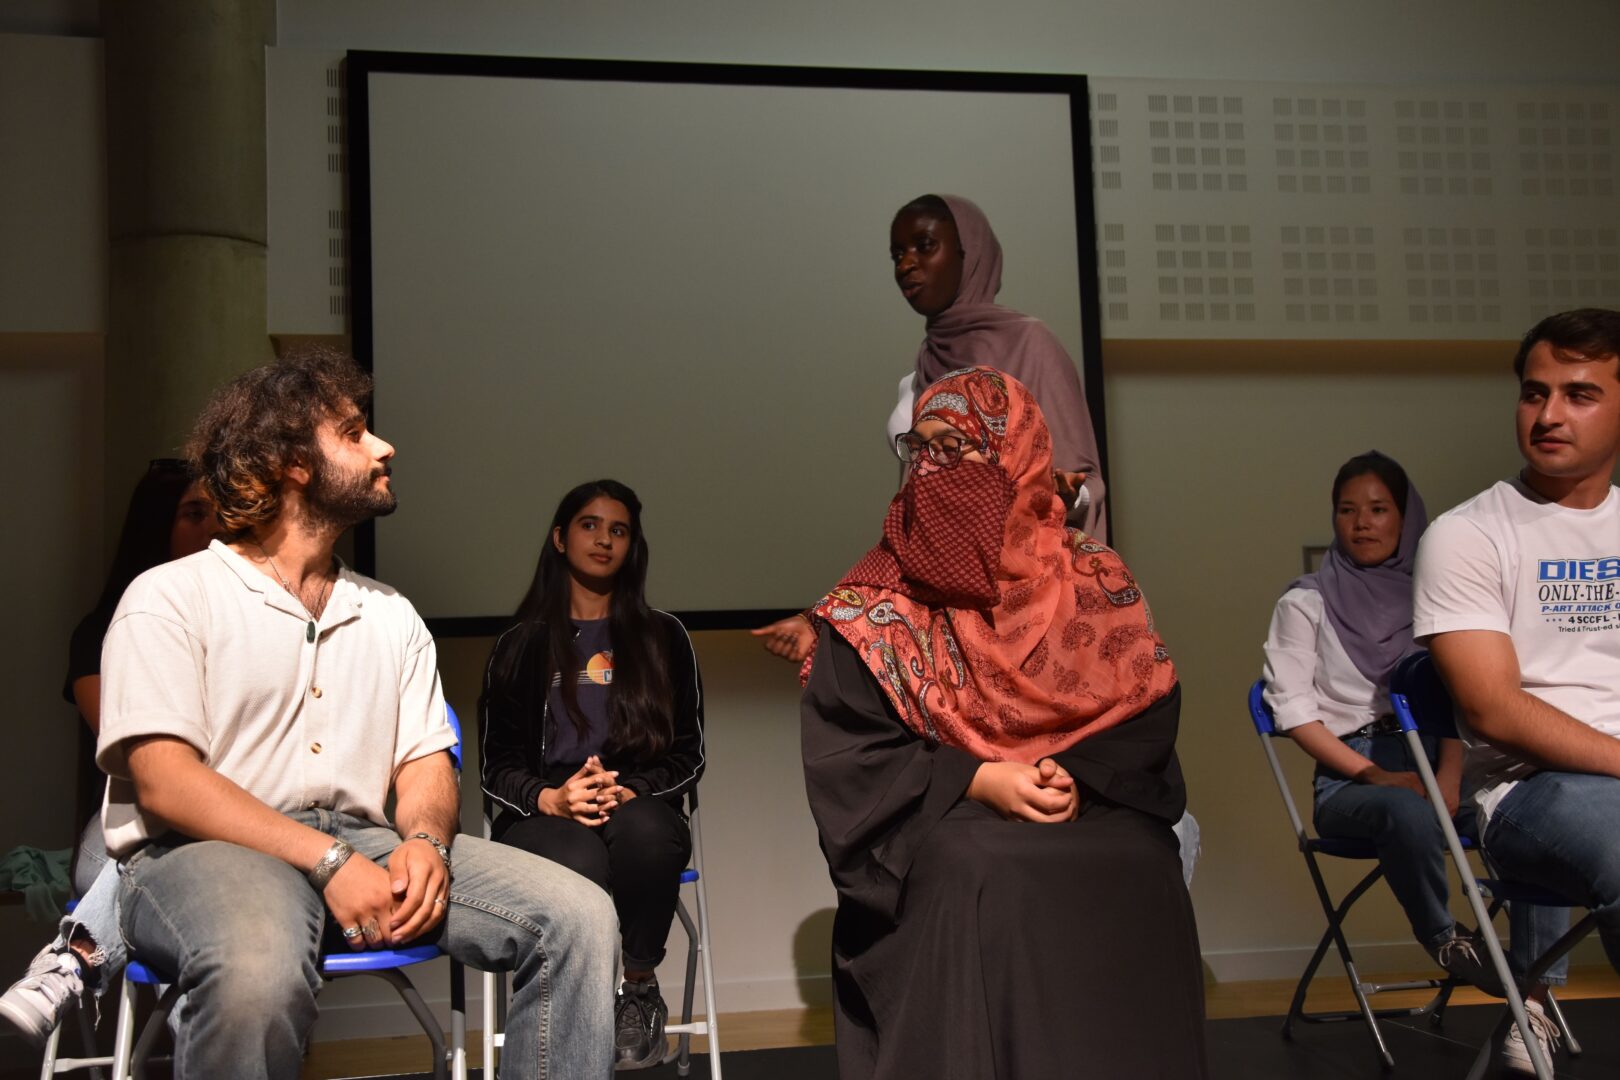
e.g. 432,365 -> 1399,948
0,945 -> 84,1047
1500,997 -> 1561,1074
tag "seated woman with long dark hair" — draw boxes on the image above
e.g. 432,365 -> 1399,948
481,479 -> 704,1071
799,368 -> 1207,1078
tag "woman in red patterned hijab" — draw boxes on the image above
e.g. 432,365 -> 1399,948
806,366 -> 1176,763
799,366 -> 1205,1080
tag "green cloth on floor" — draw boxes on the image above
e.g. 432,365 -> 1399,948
0,846 -> 71,922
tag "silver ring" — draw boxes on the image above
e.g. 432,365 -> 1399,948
342,926 -> 363,939
434,896 -> 446,907
361,920 -> 382,939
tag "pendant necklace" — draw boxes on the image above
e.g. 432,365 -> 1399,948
257,544 -> 333,643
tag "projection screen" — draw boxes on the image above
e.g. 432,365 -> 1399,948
349,53 -> 1102,632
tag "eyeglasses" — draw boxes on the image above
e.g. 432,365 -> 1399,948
894,430 -> 976,467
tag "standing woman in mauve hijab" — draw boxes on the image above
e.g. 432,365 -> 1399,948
1262,452 -> 1566,999
754,193 -> 1108,665
800,368 -> 1206,1079
885,193 -> 1106,537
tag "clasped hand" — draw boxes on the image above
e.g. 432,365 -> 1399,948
1358,765 -> 1460,817
968,758 -> 1080,822
538,755 -> 635,826
322,836 -> 449,951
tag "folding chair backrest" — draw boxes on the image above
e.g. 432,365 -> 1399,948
445,703 -> 465,772
1389,652 -> 1457,739
1247,678 -> 1278,736
1247,678 -> 1312,846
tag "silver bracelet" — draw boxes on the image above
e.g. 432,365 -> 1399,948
410,832 -> 454,879
308,838 -> 355,892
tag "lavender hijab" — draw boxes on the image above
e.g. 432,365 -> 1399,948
912,194 -> 1108,538
1288,452 -> 1429,690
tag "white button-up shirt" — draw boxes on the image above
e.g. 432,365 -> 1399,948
97,541 -> 454,858
1262,586 -> 1386,737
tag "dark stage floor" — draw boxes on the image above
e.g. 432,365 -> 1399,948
10,999 -> 1619,1079
1209,997 -> 1620,1079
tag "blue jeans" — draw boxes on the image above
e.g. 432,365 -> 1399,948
117,810 -> 619,1080
1486,770 -> 1620,978
49,818 -> 128,1002
1315,733 -> 1567,983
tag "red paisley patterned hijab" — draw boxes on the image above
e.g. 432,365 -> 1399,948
804,367 -> 1176,763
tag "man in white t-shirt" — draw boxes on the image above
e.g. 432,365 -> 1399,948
80,348 -> 618,1080
1414,307 -> 1620,1069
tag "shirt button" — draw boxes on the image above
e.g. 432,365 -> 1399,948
310,742 -> 323,754
311,686 -> 324,699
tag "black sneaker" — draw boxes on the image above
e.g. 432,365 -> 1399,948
1429,926 -> 1507,998
614,977 -> 669,1071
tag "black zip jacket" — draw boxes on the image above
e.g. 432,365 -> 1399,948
480,610 -> 705,816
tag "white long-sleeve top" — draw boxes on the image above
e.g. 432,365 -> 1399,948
1261,587 -> 1387,737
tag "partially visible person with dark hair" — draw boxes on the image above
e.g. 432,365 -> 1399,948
1417,308 -> 1620,1072
482,479 -> 704,1071
0,460 -> 220,1045
63,345 -> 617,1080
66,459 -> 220,880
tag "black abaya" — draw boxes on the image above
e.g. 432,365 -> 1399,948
802,626 -> 1208,1079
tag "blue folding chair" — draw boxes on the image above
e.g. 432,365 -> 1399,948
1391,652 -> 1593,1080
105,705 -> 469,1080
1247,679 -> 1459,1070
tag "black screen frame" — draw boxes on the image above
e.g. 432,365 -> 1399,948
345,50 -> 1104,636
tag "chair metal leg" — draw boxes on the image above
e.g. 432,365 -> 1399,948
1286,856 -> 1399,1069
1544,989 -> 1580,1056
363,969 -> 447,1080
693,865 -> 722,1080
130,987 -> 179,1080
672,897 -> 699,1076
482,968 -> 507,1076
1485,912 -> 1600,1075
449,960 -> 468,1080
39,1014 -> 63,1080
110,976 -> 138,1080
75,1000 -> 107,1080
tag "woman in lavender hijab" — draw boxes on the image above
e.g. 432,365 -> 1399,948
1263,451 -> 1566,1001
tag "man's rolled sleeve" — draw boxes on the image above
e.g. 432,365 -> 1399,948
1262,590 -> 1323,732
96,610 -> 210,778
1413,516 -> 1511,641
393,624 -> 457,770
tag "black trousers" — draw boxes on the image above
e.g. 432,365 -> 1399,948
494,795 -> 691,969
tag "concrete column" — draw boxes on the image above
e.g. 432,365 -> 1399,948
101,0 -> 275,507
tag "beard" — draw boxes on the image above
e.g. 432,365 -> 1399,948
302,453 -> 397,532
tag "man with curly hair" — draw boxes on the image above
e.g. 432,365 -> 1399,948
91,346 -> 618,1079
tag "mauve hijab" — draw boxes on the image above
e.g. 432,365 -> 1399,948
1288,452 -> 1429,691
912,194 -> 1107,539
